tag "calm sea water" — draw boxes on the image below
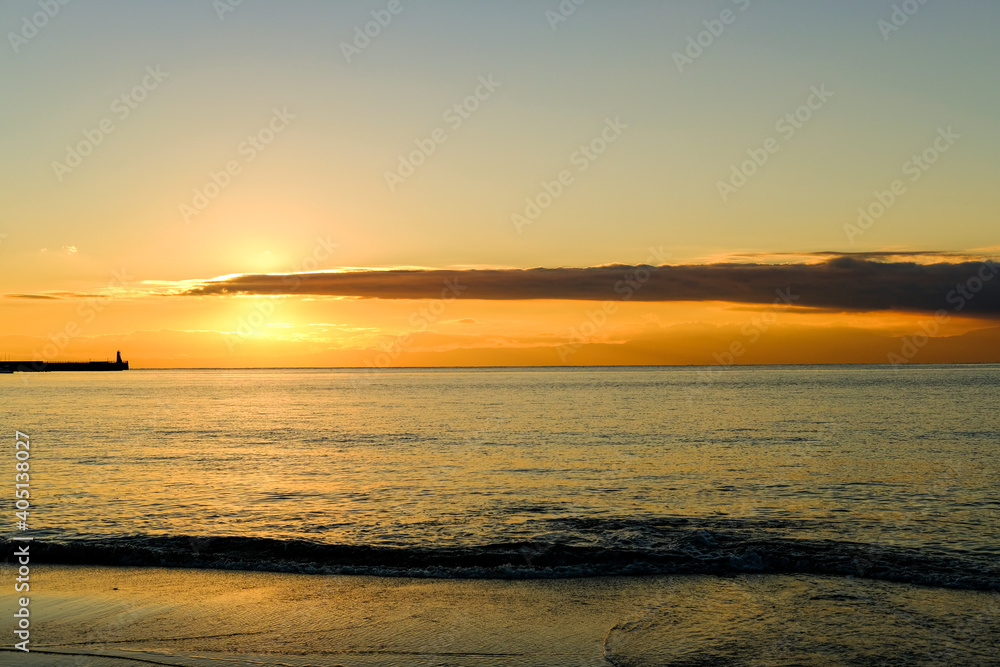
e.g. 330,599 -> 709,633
3,365 -> 999,587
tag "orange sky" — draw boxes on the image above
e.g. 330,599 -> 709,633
3,2 -> 999,368
2,288 -> 998,368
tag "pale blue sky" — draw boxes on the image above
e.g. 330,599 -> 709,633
2,0 -> 998,290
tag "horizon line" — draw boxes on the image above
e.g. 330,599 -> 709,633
77,362 -> 1000,370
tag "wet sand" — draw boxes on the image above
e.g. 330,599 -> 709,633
3,565 -> 998,666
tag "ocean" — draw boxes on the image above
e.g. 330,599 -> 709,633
3,365 -> 999,664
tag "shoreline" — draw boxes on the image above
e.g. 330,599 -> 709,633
3,565 -> 997,666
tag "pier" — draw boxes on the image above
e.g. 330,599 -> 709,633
0,351 -> 129,372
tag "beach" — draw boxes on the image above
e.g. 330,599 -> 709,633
5,565 -> 998,666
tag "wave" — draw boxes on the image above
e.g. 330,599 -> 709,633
5,522 -> 998,592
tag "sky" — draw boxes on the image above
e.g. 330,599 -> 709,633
1,0 -> 998,367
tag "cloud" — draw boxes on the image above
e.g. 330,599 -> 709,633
4,293 -> 63,300
177,254 -> 1000,315
709,250 -> 986,264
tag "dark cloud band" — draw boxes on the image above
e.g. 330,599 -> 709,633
180,256 -> 1000,315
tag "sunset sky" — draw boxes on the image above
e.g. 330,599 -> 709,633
2,0 -> 998,367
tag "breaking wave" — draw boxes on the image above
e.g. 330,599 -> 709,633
6,517 -> 997,591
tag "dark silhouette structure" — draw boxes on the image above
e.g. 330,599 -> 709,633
0,351 -> 129,373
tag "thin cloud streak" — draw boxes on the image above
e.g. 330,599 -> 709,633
4,293 -> 63,300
